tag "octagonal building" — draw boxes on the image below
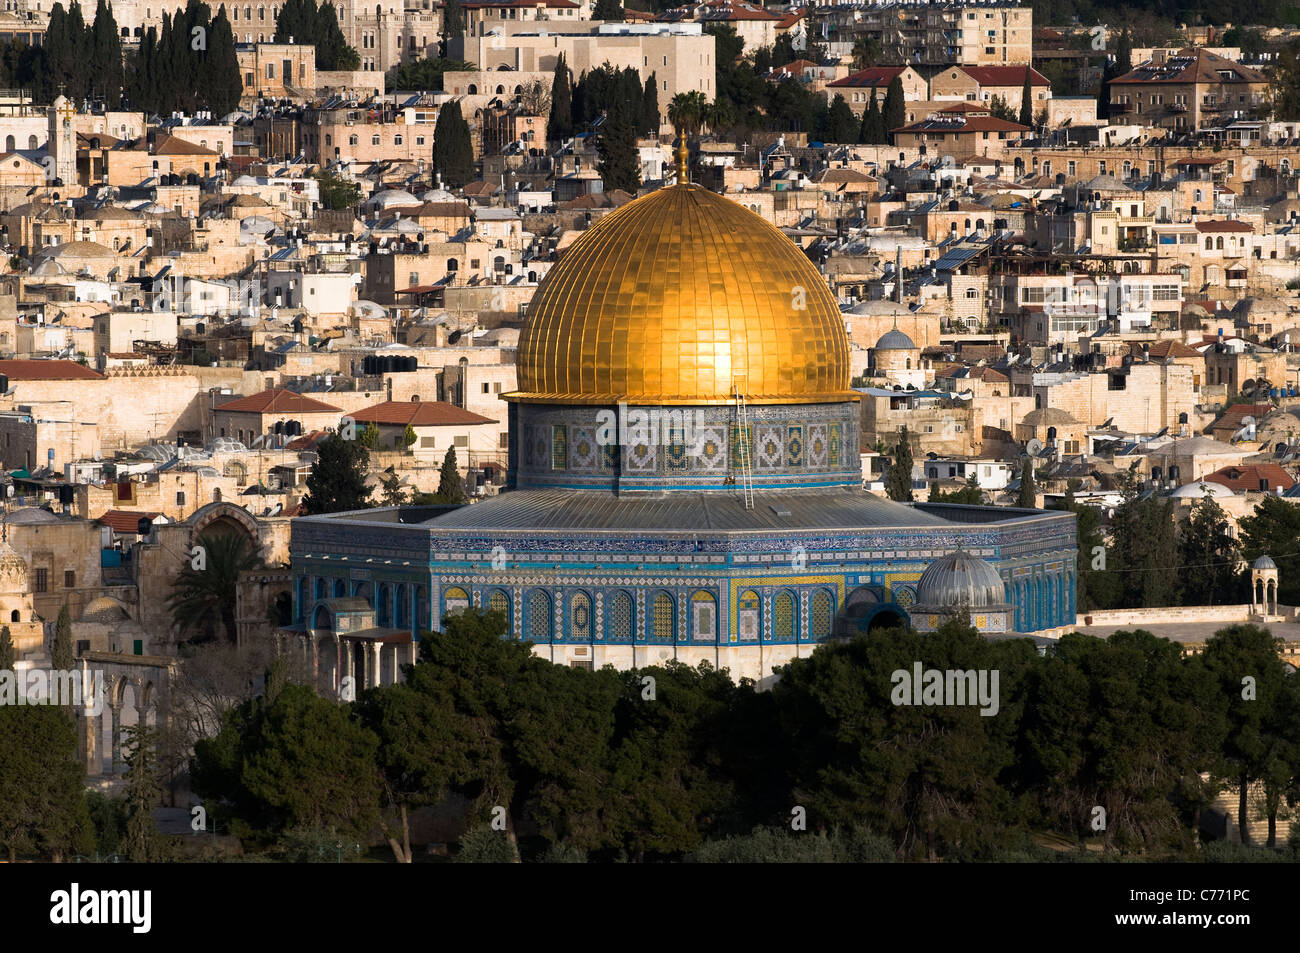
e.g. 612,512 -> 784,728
285,168 -> 1077,687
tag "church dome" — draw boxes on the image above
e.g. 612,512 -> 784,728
875,327 -> 917,350
1253,554 -> 1278,570
512,183 -> 853,405
915,549 -> 1007,609
0,539 -> 28,590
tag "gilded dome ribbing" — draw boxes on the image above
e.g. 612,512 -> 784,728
512,183 -> 854,405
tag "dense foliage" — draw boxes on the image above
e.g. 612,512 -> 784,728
183,608 -> 1300,862
274,0 -> 358,71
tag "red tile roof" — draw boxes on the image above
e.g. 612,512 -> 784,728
97,510 -> 162,533
958,66 -> 1050,87
215,388 -> 344,414
1203,464 -> 1294,492
0,359 -> 105,380
349,400 -> 496,427
1195,219 -> 1254,233
828,66 -> 908,88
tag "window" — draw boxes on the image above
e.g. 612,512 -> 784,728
266,63 -> 274,79
773,591 -> 796,640
488,590 -> 510,627
64,570 -> 75,588
176,491 -> 186,505
570,593 -> 591,640
651,592 -> 674,642
372,135 -> 381,146
35,568 -> 47,592
608,591 -> 633,642
528,592 -> 560,643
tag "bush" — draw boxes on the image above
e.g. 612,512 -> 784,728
455,827 -> 519,863
538,842 -> 587,863
687,827 -> 835,863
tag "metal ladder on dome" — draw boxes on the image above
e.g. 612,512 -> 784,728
732,377 -> 754,510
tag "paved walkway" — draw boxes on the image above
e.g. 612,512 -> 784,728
1071,621 -> 1300,643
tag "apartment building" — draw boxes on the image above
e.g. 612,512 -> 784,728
1108,49 -> 1270,132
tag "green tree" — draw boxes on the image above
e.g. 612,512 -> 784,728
192,682 -> 382,842
640,71 -> 659,137
52,603 -> 74,672
597,101 -> 641,193
0,624 -> 12,671
1015,458 -> 1037,509
436,445 -> 467,504
88,0 -> 123,107
455,826 -> 519,861
930,472 -> 983,505
1018,65 -> 1033,127
592,0 -> 624,21
859,94 -> 885,144
884,427 -> 914,502
380,472 -> 406,507
432,99 -> 475,188
314,169 -> 361,210
166,531 -> 263,644
548,53 -> 573,140
1055,480 -> 1118,611
121,724 -> 168,862
1199,625 -> 1296,846
825,93 -> 858,143
882,75 -> 905,141
440,0 -> 464,56
303,432 -> 374,514
1239,493 -> 1300,604
851,34 -> 879,70
358,422 -> 380,449
203,6 -> 244,116
275,0 -> 358,70
1177,493 -> 1241,605
385,56 -> 474,91
1107,469 -> 1178,609
0,705 -> 94,861
987,93 -> 1015,121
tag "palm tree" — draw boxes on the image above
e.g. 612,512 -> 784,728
667,90 -> 707,136
166,532 -> 263,645
851,35 -> 880,71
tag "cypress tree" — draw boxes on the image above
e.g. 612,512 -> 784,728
597,101 -> 640,194
593,0 -> 624,20
204,6 -> 243,116
436,446 -> 467,504
52,604 -> 74,673
858,94 -> 881,143
89,0 -> 123,107
440,0 -> 464,57
0,624 -> 12,672
1016,459 -> 1037,509
641,71 -> 659,137
882,76 -> 904,143
548,53 -> 573,140
884,427 -> 914,502
433,99 -> 475,187
1018,65 -> 1033,127
827,93 -> 857,143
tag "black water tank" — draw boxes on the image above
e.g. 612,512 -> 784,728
136,516 -> 153,536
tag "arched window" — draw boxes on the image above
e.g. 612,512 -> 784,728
651,591 -> 674,642
811,590 -> 833,640
468,84 -> 478,94
444,586 -> 469,615
4,135 -> 13,151
313,577 -> 326,600
527,590 -> 552,641
1216,236 -> 1224,250
965,287 -> 978,299
26,135 -> 36,149
394,135 -> 403,145
9,610 -> 17,622
394,584 -> 409,627
570,592 -> 592,640
377,583 -> 392,626
773,591 -> 796,640
690,590 -> 716,641
333,579 -> 346,597
447,257 -> 458,272
738,589 -> 760,640
607,591 -> 633,642
349,135 -> 358,146
488,589 -> 510,628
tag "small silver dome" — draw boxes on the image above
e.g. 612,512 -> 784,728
915,549 -> 1007,609
1253,555 -> 1278,570
875,328 -> 917,350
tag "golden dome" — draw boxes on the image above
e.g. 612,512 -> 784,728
513,184 -> 853,405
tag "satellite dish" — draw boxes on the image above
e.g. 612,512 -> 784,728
1025,438 -> 1044,456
